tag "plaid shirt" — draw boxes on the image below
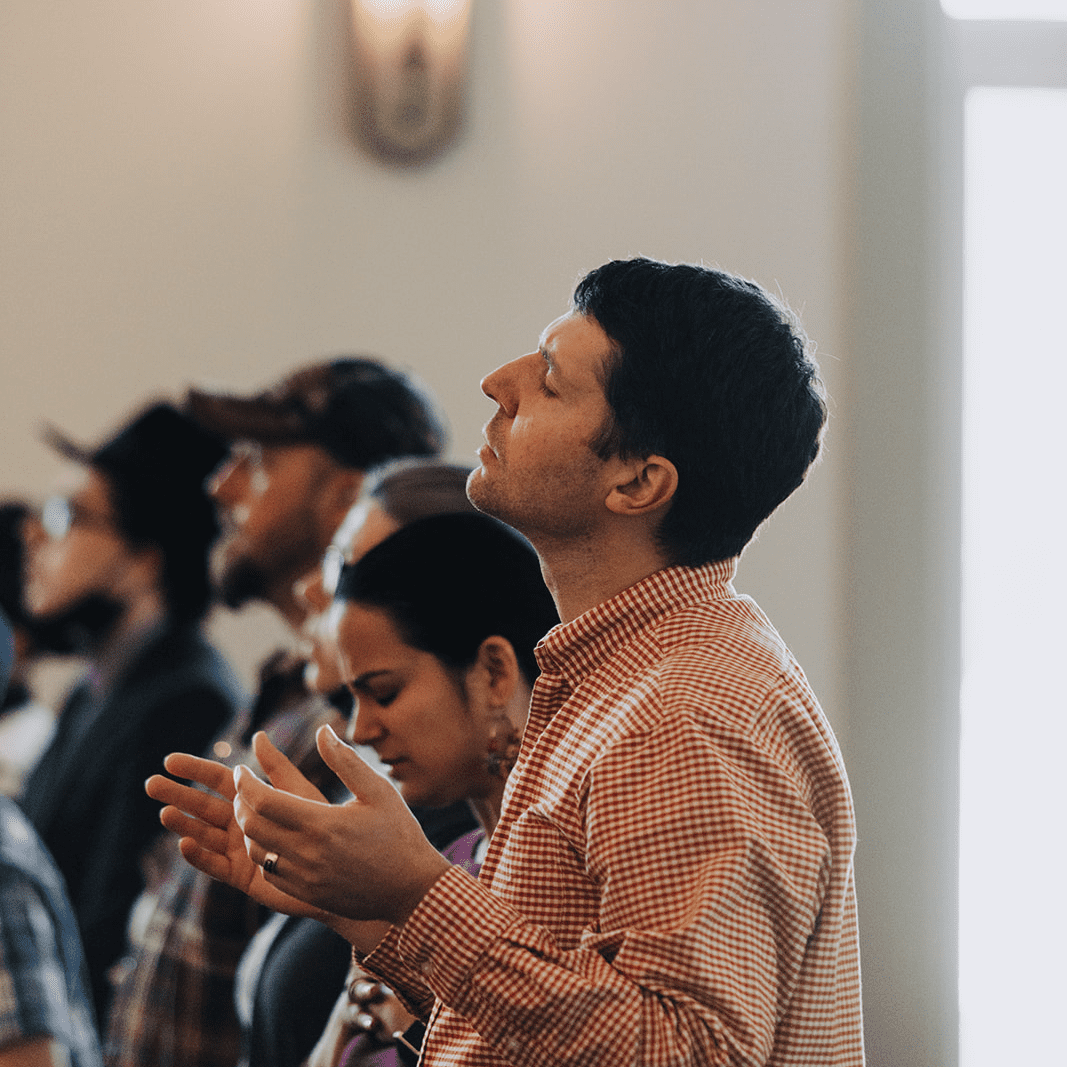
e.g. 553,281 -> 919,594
365,561 -> 864,1066
0,797 -> 102,1067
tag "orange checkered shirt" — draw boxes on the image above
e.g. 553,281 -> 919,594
365,560 -> 864,1066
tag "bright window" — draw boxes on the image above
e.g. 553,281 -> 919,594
959,86 -> 1067,1067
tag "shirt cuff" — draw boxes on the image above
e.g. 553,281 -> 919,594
396,864 -> 522,1002
361,926 -> 437,1021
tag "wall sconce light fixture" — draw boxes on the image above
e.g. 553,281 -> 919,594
350,0 -> 472,165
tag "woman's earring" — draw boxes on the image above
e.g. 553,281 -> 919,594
486,713 -> 521,779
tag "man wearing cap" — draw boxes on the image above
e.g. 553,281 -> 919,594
103,358 -> 448,1067
187,358 -> 446,629
19,403 -> 244,1022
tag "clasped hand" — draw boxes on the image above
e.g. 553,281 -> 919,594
146,724 -> 452,929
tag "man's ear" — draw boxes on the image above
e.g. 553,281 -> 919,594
115,542 -> 165,603
330,468 -> 366,512
320,468 -> 365,535
604,454 -> 678,517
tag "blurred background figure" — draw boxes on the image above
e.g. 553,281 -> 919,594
1,607 -> 102,1067
188,359 -> 446,629
0,502 -> 64,798
105,360 -> 448,1067
233,461 -> 478,1067
18,403 -> 244,1022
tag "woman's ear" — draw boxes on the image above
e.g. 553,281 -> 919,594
464,635 -> 521,713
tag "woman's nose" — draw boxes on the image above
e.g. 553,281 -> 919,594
347,700 -> 381,747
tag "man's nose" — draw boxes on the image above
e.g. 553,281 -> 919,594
20,513 -> 45,550
481,356 -> 525,417
206,457 -> 241,504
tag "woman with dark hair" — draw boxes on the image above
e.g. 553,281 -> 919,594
148,512 -> 557,1067
225,466 -> 479,1067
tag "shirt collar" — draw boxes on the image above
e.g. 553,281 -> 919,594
534,558 -> 738,685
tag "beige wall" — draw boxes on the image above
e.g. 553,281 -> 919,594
1,0 -> 851,726
2,1 -> 957,1064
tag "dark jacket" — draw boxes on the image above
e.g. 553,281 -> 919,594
19,620 -> 243,1020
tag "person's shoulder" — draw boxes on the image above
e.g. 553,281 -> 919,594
130,622 -> 245,706
648,592 -> 795,687
0,795 -> 64,902
593,593 -> 822,756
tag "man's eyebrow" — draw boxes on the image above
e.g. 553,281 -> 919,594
540,346 -> 564,379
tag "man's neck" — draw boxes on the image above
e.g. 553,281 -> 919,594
270,585 -> 308,632
535,528 -> 671,624
262,564 -> 314,633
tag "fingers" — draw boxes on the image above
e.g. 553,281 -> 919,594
252,731 -> 328,802
316,724 -> 395,805
159,805 -> 230,854
349,979 -> 385,1005
232,765 -> 322,881
177,835 -> 237,883
240,835 -> 280,874
163,751 -> 236,799
146,774 -> 234,830
233,764 -> 325,834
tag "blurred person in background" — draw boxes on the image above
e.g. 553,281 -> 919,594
0,502 -> 65,798
295,459 -> 477,698
0,609 -> 102,1067
18,403 -> 243,1021
105,359 -> 448,1067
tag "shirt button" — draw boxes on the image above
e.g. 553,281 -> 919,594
421,960 -> 434,976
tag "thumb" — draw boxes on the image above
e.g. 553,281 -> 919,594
316,724 -> 395,805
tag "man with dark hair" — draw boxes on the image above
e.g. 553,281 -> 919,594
104,357 -> 452,1067
208,259 -> 863,1066
19,403 -> 244,1021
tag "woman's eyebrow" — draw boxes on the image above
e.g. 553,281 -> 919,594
349,669 -> 394,690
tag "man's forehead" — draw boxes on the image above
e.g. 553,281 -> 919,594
538,311 -> 576,349
537,311 -> 613,380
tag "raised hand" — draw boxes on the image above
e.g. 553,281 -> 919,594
233,724 -> 452,925
145,744 -> 327,920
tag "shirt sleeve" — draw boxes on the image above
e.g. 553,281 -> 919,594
393,708 -> 836,1066
0,862 -> 95,1055
360,926 -> 438,1022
